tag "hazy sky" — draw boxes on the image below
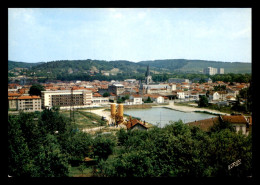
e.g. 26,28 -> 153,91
8,8 -> 251,63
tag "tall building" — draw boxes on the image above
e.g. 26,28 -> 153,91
218,68 -> 224,74
204,67 -> 224,75
41,90 -> 92,109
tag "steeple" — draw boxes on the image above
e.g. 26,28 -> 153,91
145,64 -> 152,85
145,64 -> 150,77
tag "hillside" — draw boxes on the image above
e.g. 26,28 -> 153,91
139,59 -> 251,74
8,60 -> 43,71
8,59 -> 251,78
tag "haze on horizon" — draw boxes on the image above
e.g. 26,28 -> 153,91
8,8 -> 251,63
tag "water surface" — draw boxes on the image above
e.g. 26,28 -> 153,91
124,107 -> 216,127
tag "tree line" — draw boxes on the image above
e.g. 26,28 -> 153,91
8,108 -> 252,177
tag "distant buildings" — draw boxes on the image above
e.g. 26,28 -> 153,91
168,78 -> 189,83
203,67 -> 224,75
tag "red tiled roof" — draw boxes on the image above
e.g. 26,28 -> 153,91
126,118 -> 148,130
8,93 -> 21,97
17,95 -> 41,100
93,93 -> 102,97
221,115 -> 248,124
187,117 -> 220,131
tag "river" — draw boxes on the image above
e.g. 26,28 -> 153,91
124,107 -> 216,127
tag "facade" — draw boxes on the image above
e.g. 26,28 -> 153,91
203,67 -> 217,75
174,90 -> 185,99
203,67 -> 224,75
41,90 -> 92,109
218,68 -> 224,74
17,95 -> 42,112
209,92 -> 220,101
145,65 -> 153,85
108,83 -> 125,95
129,95 -> 142,105
92,93 -> 109,105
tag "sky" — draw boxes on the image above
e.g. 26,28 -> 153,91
8,8 -> 251,63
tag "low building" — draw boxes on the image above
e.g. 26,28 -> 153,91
173,90 -> 185,99
187,114 -> 252,136
125,117 -> 148,131
92,93 -> 109,105
16,95 -> 42,112
129,94 -> 142,105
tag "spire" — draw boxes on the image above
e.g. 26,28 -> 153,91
145,64 -> 150,77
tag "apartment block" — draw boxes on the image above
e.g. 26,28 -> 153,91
203,67 -> 224,75
17,95 -> 42,111
41,90 -> 92,109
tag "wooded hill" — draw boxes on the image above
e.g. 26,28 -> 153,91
8,59 -> 251,77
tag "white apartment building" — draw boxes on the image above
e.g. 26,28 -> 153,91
204,67 -> 224,75
41,90 -> 92,109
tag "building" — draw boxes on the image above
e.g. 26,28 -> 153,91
125,117 -> 148,131
128,94 -> 142,105
203,67 -> 224,75
187,114 -> 252,136
218,68 -> 224,74
108,83 -> 125,96
16,95 -> 42,112
145,65 -> 153,85
41,90 -> 92,109
203,67 -> 217,75
173,90 -> 185,99
92,93 -> 109,105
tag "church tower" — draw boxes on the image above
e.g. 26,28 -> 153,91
145,65 -> 153,85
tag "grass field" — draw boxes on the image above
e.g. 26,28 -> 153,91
60,110 -> 106,129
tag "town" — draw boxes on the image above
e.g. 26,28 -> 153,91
8,65 -> 252,134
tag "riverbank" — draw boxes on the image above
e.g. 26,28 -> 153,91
159,104 -> 229,115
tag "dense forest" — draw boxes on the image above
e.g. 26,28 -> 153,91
8,108 -> 252,177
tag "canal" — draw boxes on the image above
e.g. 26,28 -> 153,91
124,107 -> 216,127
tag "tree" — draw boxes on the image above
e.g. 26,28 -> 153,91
8,115 -> 34,177
29,84 -> 45,97
144,96 -> 153,103
93,135 -> 115,161
209,129 -> 252,177
64,131 -> 93,161
198,95 -> 208,107
103,92 -> 110,97
33,134 -> 70,177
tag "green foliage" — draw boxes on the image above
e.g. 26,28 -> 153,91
93,135 -> 116,161
98,120 -> 252,177
64,131 -> 93,161
33,134 -> 70,177
198,95 -> 209,107
214,85 -> 226,91
209,119 -> 235,133
38,108 -> 70,135
103,92 -> 110,97
8,115 -> 34,176
29,84 -> 45,97
144,96 -> 153,103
